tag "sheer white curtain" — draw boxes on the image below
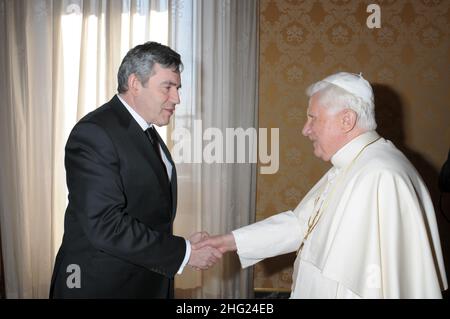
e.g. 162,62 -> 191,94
0,0 -> 258,299
0,0 -> 169,298
171,0 -> 259,298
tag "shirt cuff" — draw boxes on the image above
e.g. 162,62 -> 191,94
177,239 -> 191,274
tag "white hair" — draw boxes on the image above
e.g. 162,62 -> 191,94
306,82 -> 377,131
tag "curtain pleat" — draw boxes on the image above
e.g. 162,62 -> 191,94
172,0 -> 259,298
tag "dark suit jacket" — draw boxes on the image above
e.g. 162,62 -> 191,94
50,96 -> 186,298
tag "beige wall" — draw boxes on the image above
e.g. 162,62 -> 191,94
256,0 -> 450,291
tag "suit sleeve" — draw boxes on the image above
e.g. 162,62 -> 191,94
65,121 -> 186,277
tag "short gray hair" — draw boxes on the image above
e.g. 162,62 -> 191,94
117,42 -> 183,94
306,82 -> 377,131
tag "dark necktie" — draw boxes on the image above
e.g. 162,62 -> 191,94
145,126 -> 169,180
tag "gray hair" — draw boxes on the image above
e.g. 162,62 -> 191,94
117,42 -> 183,94
306,83 -> 377,131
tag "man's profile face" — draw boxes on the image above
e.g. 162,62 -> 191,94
302,94 -> 342,161
134,63 -> 181,126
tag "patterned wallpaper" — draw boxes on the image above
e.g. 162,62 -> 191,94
256,0 -> 450,291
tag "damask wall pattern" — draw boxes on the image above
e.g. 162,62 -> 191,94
256,0 -> 450,291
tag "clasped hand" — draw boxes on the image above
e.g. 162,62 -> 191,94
187,232 -> 237,271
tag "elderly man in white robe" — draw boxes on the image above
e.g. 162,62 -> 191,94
194,72 -> 448,298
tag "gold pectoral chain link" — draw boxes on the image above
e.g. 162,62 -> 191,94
296,137 -> 381,256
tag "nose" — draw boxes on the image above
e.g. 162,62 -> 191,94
302,120 -> 310,137
170,87 -> 180,104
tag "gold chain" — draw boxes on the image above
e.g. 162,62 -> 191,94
296,137 -> 381,256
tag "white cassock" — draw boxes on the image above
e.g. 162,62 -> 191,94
233,131 -> 448,298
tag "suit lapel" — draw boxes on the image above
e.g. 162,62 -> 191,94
153,128 -> 177,219
137,128 -> 172,197
110,97 -> 172,206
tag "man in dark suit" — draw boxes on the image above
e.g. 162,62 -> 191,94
50,42 -> 221,298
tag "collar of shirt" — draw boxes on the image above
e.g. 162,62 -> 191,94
117,94 -> 153,131
331,130 -> 380,169
117,94 -> 173,182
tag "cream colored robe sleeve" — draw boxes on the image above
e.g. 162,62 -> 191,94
231,173 -> 327,269
232,211 -> 304,268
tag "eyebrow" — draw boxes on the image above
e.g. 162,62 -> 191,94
160,80 -> 182,89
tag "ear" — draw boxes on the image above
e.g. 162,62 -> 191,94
341,109 -> 357,132
127,74 -> 141,96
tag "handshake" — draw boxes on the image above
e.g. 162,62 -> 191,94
186,232 -> 237,270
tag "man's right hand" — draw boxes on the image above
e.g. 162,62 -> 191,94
192,233 -> 237,254
187,232 -> 223,270
188,244 -> 223,270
